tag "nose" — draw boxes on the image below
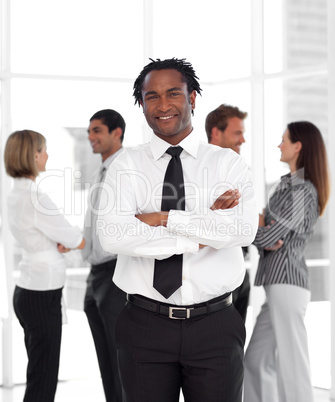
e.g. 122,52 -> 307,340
241,134 -> 246,144
88,131 -> 95,141
158,96 -> 172,112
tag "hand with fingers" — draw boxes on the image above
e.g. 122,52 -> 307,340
210,189 -> 241,211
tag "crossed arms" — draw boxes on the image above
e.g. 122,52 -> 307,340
135,189 -> 241,227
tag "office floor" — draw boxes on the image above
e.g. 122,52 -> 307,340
0,304 -> 331,401
0,379 -> 332,402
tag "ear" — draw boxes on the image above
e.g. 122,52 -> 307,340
211,127 -> 221,144
112,127 -> 123,139
295,141 -> 302,154
190,90 -> 196,110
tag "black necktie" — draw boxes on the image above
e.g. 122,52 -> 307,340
153,146 -> 185,298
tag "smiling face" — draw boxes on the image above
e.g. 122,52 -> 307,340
140,69 -> 196,145
217,117 -> 245,154
278,128 -> 301,171
88,119 -> 121,161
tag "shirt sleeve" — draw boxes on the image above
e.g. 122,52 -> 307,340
97,157 -> 199,260
33,192 -> 83,249
167,155 -> 258,249
253,185 -> 316,249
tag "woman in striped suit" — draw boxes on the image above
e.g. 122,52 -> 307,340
244,121 -> 330,402
4,130 -> 85,402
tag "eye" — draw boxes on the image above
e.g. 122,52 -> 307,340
146,95 -> 158,101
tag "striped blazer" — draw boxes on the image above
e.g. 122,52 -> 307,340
253,173 -> 319,289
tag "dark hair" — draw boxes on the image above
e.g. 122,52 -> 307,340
205,104 -> 248,142
90,109 -> 126,143
133,58 -> 202,114
4,130 -> 46,178
287,121 -> 330,216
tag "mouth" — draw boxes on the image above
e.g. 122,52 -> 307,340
156,115 -> 176,121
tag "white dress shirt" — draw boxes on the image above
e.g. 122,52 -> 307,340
98,130 -> 258,305
8,178 -> 83,291
82,150 -> 123,265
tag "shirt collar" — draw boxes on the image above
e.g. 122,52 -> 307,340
150,129 -> 200,161
102,148 -> 123,170
280,171 -> 305,188
13,177 -> 37,190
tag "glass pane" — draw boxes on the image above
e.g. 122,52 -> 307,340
284,74 -> 329,261
0,25 -> 2,71
11,78 -> 144,148
152,0 -> 251,82
264,78 -> 284,184
265,0 -> 327,73
264,0 -> 283,73
284,75 -> 328,139
264,75 -> 329,262
10,77 -> 147,224
0,83 -> 5,387
264,74 -> 328,182
11,0 -> 144,78
284,0 -> 327,70
264,74 -> 330,390
11,77 -> 146,232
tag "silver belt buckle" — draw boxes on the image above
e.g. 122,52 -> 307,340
169,307 -> 193,319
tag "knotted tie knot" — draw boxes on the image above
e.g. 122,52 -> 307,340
166,146 -> 183,158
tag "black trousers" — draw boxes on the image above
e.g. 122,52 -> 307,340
13,285 -> 62,402
115,297 -> 246,402
232,270 -> 250,323
84,260 -> 126,402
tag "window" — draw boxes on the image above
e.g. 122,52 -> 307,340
1,0 -> 333,392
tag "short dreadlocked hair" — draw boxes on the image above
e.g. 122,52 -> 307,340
133,58 -> 202,107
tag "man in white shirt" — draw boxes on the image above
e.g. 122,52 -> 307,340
205,104 -> 250,323
97,59 -> 258,402
82,109 -> 126,402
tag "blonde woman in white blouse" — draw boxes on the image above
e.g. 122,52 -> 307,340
4,130 -> 85,402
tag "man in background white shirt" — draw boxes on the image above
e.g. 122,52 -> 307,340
97,59 -> 258,402
205,104 -> 250,323
82,109 -> 126,402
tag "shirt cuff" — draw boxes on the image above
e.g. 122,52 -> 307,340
176,235 -> 199,254
166,210 -> 191,236
167,211 -> 199,254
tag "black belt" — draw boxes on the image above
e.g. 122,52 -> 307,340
91,259 -> 116,271
126,293 -> 232,320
